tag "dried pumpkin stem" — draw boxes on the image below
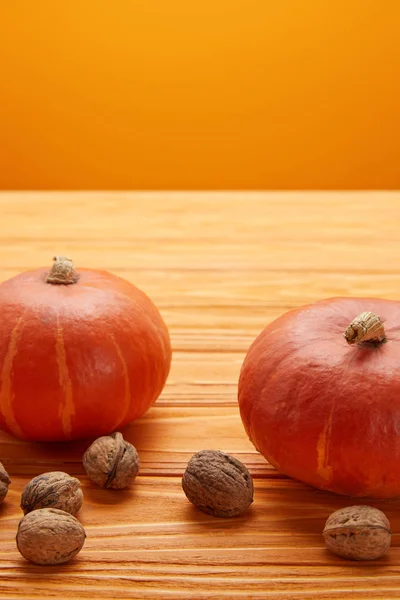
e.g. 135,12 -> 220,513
47,256 -> 77,285
344,311 -> 386,345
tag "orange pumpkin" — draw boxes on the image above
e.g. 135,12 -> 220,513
238,297 -> 400,499
0,257 -> 171,441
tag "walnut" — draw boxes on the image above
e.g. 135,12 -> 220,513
83,431 -> 139,489
182,450 -> 254,517
0,462 -> 11,503
323,505 -> 391,560
20,471 -> 83,515
16,508 -> 86,565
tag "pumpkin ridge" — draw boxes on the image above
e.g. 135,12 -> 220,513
83,285 -> 169,352
55,315 -> 75,439
244,339 -> 298,459
108,333 -> 132,429
0,316 -> 25,438
105,286 -> 172,389
316,404 -> 334,482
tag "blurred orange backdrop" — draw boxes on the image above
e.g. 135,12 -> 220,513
1,1 -> 400,190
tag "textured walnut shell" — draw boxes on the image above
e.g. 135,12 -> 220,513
83,432 -> 139,489
182,450 -> 254,517
323,505 -> 391,560
16,508 -> 86,565
21,471 -> 83,515
0,462 -> 11,504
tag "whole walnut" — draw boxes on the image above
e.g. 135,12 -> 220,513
20,471 -> 83,515
83,432 -> 139,489
323,505 -> 391,560
182,450 -> 254,517
0,462 -> 11,503
16,508 -> 86,565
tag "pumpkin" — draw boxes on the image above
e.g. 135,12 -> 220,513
238,297 -> 400,499
0,257 -> 171,442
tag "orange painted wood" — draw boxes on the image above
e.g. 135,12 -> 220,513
0,191 -> 400,598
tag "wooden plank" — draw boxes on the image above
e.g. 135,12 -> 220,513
4,268 -> 400,308
1,192 -> 400,272
0,477 -> 400,599
1,191 -> 400,243
0,406 -> 269,476
0,191 -> 399,598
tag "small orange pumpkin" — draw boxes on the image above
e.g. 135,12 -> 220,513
0,257 -> 171,441
238,297 -> 400,499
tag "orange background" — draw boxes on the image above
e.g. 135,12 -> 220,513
1,1 -> 400,190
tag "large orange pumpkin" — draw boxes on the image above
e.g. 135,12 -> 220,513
238,297 -> 400,499
0,257 -> 171,441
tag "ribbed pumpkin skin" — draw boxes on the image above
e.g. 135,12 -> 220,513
238,297 -> 400,499
0,267 -> 171,441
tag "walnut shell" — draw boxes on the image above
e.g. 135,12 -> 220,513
182,449 -> 254,517
83,431 -> 139,489
16,508 -> 86,565
20,471 -> 83,515
0,462 -> 11,504
323,505 -> 391,560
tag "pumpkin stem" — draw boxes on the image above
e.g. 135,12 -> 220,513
47,256 -> 77,285
344,311 -> 386,345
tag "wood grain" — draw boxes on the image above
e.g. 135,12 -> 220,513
0,191 -> 399,599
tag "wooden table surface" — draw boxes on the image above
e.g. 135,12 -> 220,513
0,191 -> 400,599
